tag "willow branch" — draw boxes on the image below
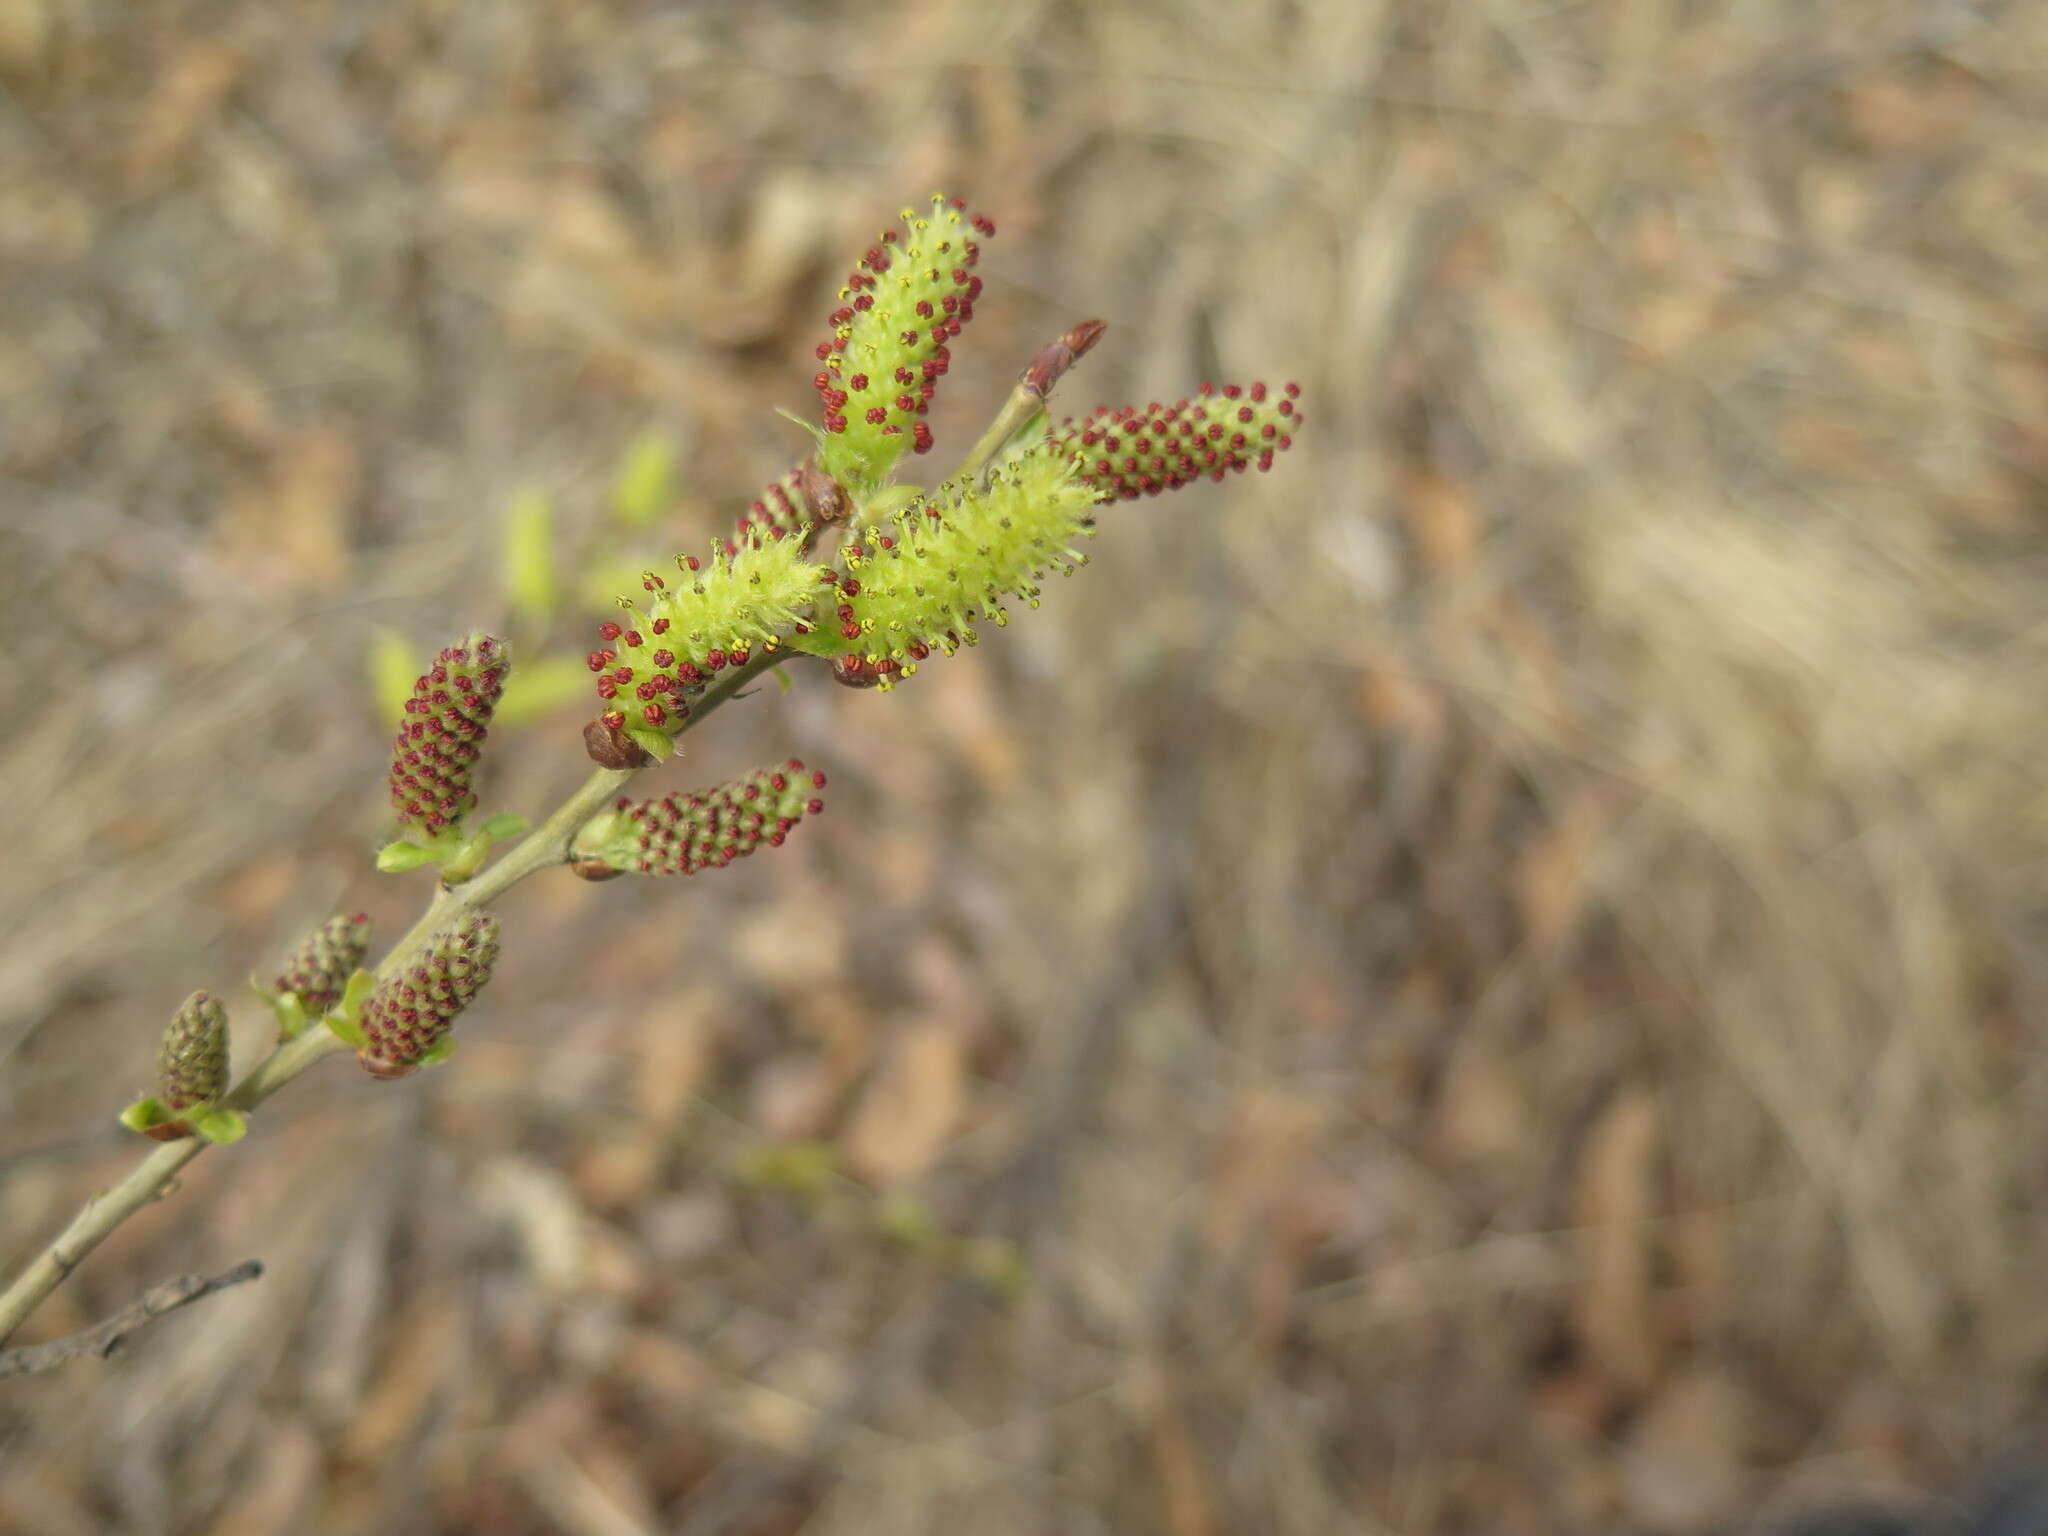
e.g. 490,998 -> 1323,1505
0,650 -> 781,1348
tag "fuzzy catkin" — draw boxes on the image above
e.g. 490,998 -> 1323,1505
158,992 -> 229,1112
273,912 -> 371,1015
356,914 -> 500,1078
388,634 -> 510,834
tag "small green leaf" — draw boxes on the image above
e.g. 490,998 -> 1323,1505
338,968 -> 377,1016
368,628 -> 420,726
119,1097 -> 173,1133
325,1012 -> 368,1049
480,813 -> 529,839
611,427 -> 678,530
193,1109 -> 248,1145
268,989 -> 311,1041
417,1039 -> 456,1067
376,839 -> 440,874
494,655 -> 590,726
502,488 -> 558,624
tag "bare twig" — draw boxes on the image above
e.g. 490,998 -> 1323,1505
0,1260 -> 264,1379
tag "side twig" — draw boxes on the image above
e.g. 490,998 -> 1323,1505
0,1260 -> 263,1379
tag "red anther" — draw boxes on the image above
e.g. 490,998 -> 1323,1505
599,621 -> 622,641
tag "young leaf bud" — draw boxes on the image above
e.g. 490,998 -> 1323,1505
1021,318 -> 1107,399
273,912 -> 372,1016
571,760 -> 825,877
814,194 -> 994,490
1048,381 -> 1302,502
356,913 -> 501,1079
388,634 -> 511,835
158,991 -> 230,1114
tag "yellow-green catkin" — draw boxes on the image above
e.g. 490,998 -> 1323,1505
791,446 -> 1097,688
811,195 -> 994,492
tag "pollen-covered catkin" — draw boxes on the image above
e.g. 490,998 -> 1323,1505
813,194 -> 993,491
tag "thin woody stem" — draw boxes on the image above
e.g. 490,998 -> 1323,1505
0,650 -> 781,1348
952,319 -> 1106,485
0,1260 -> 263,1379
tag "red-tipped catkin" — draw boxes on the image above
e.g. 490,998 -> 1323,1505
274,913 -> 371,1015
388,634 -> 510,834
357,913 -> 500,1079
572,760 -> 826,877
731,463 -> 848,550
735,466 -> 811,544
1048,381 -> 1303,502
588,533 -> 815,746
814,194 -> 994,490
159,991 -> 230,1113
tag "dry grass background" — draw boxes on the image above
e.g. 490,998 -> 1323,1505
3,0 -> 2046,1531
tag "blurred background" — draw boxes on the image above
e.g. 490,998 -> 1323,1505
3,1 -> 2046,1531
